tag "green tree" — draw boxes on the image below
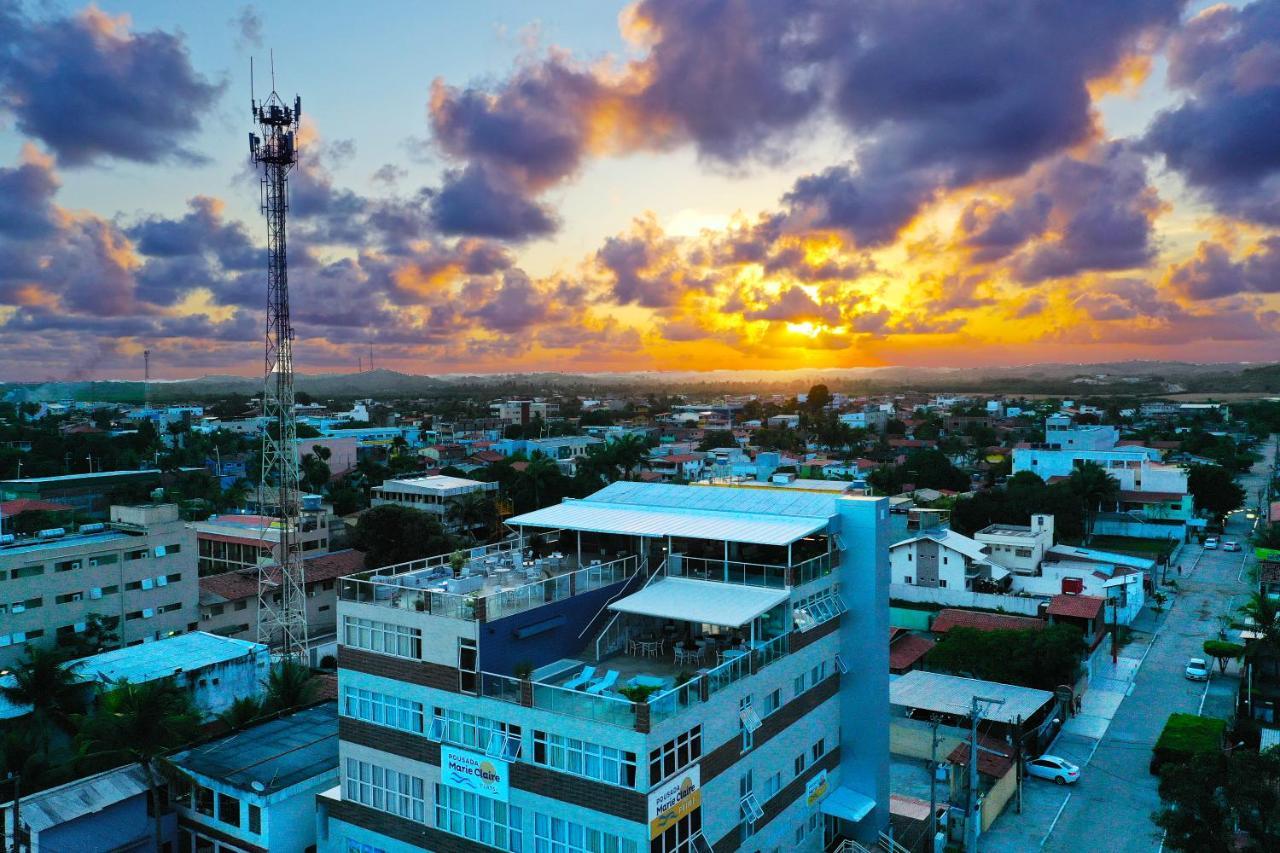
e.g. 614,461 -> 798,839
925,624 -> 1085,690
1155,746 -> 1280,851
1187,464 -> 1245,521
518,454 -> 564,510
1202,639 -> 1245,673
608,434 -> 649,481
1068,461 -> 1120,544
76,678 -> 201,853
56,613 -> 120,658
697,430 -> 739,451
351,504 -> 454,569
805,384 -> 832,412
900,449 -> 969,492
218,695 -> 263,730
448,491 -> 498,539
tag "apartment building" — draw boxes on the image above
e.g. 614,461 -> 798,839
194,509 -> 331,575
1013,418 -> 1187,495
371,475 -> 499,530
318,481 -> 890,853
0,504 -> 196,670
491,400 -> 560,426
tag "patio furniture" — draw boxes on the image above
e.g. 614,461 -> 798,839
563,666 -> 597,690
675,646 -> 703,666
627,674 -> 670,690
719,648 -> 748,664
586,670 -> 619,695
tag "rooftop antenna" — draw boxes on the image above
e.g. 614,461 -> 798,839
143,349 -> 151,409
249,60 -> 308,662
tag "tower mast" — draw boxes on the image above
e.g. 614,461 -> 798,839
249,77 -> 309,660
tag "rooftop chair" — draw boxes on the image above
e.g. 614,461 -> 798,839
586,669 -> 620,695
563,665 -> 596,690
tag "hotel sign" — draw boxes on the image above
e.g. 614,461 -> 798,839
648,767 -> 701,839
805,769 -> 830,808
441,746 -> 509,802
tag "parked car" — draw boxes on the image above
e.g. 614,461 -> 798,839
1185,658 -> 1210,681
1027,755 -> 1080,785
1224,540 -> 1241,552
1204,537 -> 1219,549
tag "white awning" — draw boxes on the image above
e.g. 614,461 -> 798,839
608,577 -> 790,626
508,500 -> 825,546
820,786 -> 876,823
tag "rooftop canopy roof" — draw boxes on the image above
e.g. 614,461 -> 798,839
608,577 -> 790,627
508,500 -> 826,546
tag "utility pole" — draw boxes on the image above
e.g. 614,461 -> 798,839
928,714 -> 942,847
142,349 -> 151,410
1111,597 -> 1118,665
966,696 -> 1005,852
249,69 -> 309,661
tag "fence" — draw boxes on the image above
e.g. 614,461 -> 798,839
889,584 -> 1044,615
648,632 -> 791,725
479,671 -> 635,728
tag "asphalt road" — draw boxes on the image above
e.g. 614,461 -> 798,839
1029,438 -> 1273,853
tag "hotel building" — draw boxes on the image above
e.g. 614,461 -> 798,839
318,481 -> 890,853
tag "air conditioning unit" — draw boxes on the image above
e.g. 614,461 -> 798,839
89,588 -> 103,600
142,608 -> 155,619
141,578 -> 154,591
156,575 -> 168,587
11,604 -> 25,615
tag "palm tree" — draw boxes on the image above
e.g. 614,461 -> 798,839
76,678 -> 200,853
1067,461 -> 1120,544
520,454 -> 561,509
218,695 -> 264,731
0,646 -> 85,737
448,491 -> 497,538
263,660 -> 318,713
608,434 -> 650,481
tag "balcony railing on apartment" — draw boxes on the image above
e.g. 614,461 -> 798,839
338,549 -> 641,622
477,631 -> 794,731
668,550 -> 838,588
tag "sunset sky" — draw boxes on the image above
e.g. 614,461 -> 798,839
1,0 -> 1278,380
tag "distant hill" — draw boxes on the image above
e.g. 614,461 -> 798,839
2,361 -> 1277,403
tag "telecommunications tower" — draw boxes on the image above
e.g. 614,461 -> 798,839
249,76 -> 309,659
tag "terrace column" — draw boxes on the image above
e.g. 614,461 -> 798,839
724,540 -> 729,582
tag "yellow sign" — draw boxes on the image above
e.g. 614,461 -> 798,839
648,769 -> 701,839
805,769 -> 830,808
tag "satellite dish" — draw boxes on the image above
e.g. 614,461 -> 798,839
251,781 -> 266,793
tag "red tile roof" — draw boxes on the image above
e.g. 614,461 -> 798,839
470,450 -> 504,464
200,549 -> 366,602
931,609 -> 1046,634
1047,593 -> 1105,620
0,499 -> 75,516
949,735 -> 1015,778
889,634 -> 936,672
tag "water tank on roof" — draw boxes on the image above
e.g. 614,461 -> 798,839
301,494 -> 323,511
78,523 -> 106,534
38,528 -> 66,539
0,534 -> 14,545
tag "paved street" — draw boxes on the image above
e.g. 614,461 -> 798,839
981,437 -> 1273,852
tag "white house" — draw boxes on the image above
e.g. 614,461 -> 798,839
975,515 -> 1055,575
890,528 -> 996,590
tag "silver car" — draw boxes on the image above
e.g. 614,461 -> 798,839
1185,658 -> 1210,681
1027,755 -> 1080,785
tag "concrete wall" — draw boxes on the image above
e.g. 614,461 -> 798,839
890,718 -> 965,762
1093,517 -> 1188,543
979,766 -> 1017,832
477,577 -> 631,675
889,584 -> 1044,615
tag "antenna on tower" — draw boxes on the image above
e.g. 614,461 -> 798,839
250,65 -> 309,662
143,349 -> 151,409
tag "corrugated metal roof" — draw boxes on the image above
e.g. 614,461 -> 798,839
13,763 -> 150,833
586,480 -> 841,518
508,500 -> 826,546
74,632 -> 265,685
607,577 -> 790,626
890,670 -> 1054,724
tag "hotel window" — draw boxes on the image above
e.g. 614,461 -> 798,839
648,725 -> 701,785
812,737 -> 827,762
430,707 -> 519,758
939,579 -> 948,588
762,771 -> 782,802
342,616 -> 422,659
458,637 -> 478,694
345,758 -> 426,822
533,812 -> 638,853
650,808 -> 701,853
343,686 -> 425,734
434,784 -> 521,851
794,752 -> 807,775
217,793 -> 241,828
533,731 -> 637,788
763,688 -> 781,717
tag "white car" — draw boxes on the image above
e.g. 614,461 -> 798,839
1185,658 -> 1211,681
1027,755 -> 1080,785
1204,537 -> 1219,549
1224,540 -> 1241,552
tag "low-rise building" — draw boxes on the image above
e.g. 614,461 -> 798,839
0,631 -> 267,722
974,515 -> 1055,575
194,511 -> 330,576
199,549 -> 366,648
891,528 -> 995,591
0,763 -> 170,853
0,470 -> 167,519
169,702 -> 339,853
370,474 -> 498,529
0,504 -> 197,670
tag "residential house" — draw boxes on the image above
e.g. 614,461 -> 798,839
890,528 -> 996,591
